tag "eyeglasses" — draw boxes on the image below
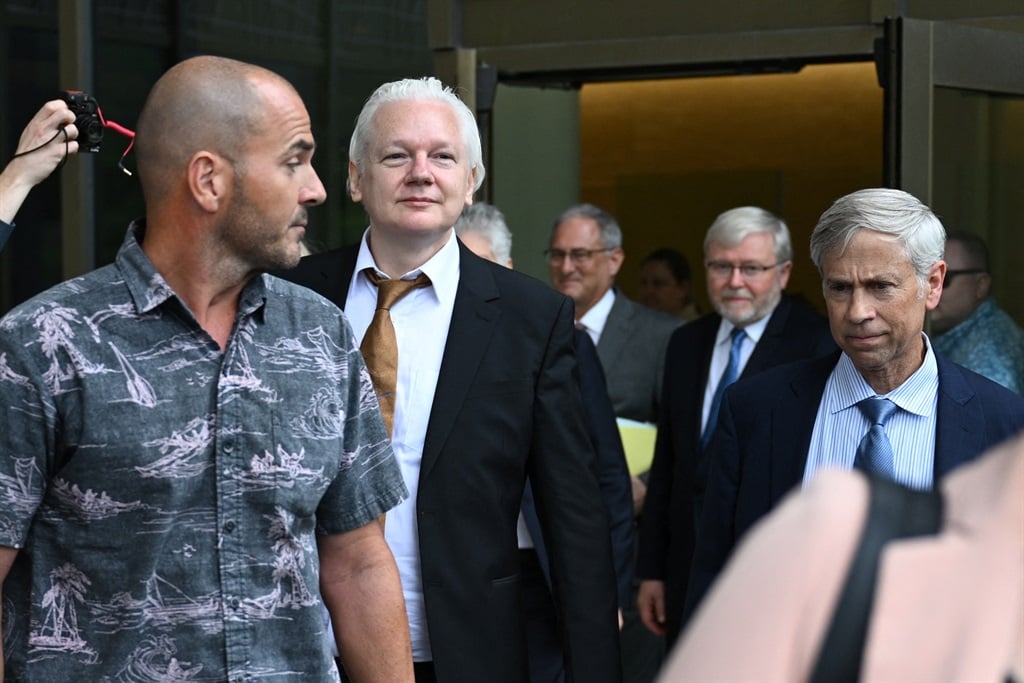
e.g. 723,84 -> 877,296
544,247 -> 613,265
705,261 -> 784,279
943,268 -> 986,287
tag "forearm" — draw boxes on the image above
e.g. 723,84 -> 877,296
320,532 -> 412,682
0,169 -> 35,224
0,98 -> 78,224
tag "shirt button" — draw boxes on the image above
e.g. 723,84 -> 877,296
224,520 -> 236,533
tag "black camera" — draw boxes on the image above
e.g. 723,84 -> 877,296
60,90 -> 104,153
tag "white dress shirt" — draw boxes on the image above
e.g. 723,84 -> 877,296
577,288 -> 616,346
345,228 -> 460,662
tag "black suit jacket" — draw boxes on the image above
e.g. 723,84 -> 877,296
685,351 -> 1024,620
635,295 -> 835,644
522,329 -> 634,608
0,220 -> 12,254
281,241 -> 621,683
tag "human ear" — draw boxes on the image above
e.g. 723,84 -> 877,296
188,151 -> 229,212
348,160 -> 363,202
924,261 -> 946,310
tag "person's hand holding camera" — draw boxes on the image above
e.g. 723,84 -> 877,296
0,99 -> 79,224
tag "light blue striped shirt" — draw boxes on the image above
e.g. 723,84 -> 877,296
804,334 -> 939,490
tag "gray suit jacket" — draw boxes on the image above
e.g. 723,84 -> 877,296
596,292 -> 682,424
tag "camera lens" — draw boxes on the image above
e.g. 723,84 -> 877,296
84,119 -> 104,146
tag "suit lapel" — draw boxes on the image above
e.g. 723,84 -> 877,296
757,351 -> 983,496
690,316 -> 721,449
419,244 -> 501,480
336,247 -> 357,301
595,293 -> 632,368
694,315 -> 721,392
770,353 -> 838,500
933,356 -> 980,480
316,244 -> 358,306
743,297 -> 791,377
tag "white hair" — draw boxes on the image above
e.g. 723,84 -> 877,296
349,77 -> 485,191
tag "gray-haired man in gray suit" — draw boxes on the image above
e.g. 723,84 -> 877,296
547,203 -> 682,425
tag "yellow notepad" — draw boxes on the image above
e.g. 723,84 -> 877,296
616,419 -> 657,476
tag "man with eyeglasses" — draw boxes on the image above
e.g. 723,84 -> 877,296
547,203 -> 682,427
683,189 -> 1024,629
931,232 -> 1023,393
547,203 -> 680,683
636,206 -> 834,648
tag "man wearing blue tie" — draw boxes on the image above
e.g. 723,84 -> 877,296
685,188 -> 1024,621
636,207 -> 834,647
700,326 -> 747,454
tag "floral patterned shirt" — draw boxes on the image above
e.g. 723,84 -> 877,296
0,222 -> 407,682
934,298 -> 1024,394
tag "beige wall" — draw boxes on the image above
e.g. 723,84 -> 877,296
579,63 -> 883,311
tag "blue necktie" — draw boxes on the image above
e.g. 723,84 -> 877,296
853,397 -> 898,478
701,327 -> 746,452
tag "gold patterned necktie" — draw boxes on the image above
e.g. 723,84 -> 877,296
360,269 -> 431,435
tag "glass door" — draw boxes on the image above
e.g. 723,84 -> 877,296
884,16 -> 1024,323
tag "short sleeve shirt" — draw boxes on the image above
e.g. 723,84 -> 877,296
933,298 -> 1024,394
0,222 -> 407,681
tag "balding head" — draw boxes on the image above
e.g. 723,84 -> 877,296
134,55 -> 295,204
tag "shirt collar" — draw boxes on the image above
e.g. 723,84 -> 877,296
354,226 -> 459,308
579,287 -> 616,338
828,333 -> 939,416
116,220 -> 179,314
715,306 -> 774,347
116,220 -> 268,319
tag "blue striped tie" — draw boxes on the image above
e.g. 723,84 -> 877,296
701,327 -> 746,452
853,397 -> 897,478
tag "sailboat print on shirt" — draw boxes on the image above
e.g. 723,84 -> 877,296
29,564 -> 97,662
